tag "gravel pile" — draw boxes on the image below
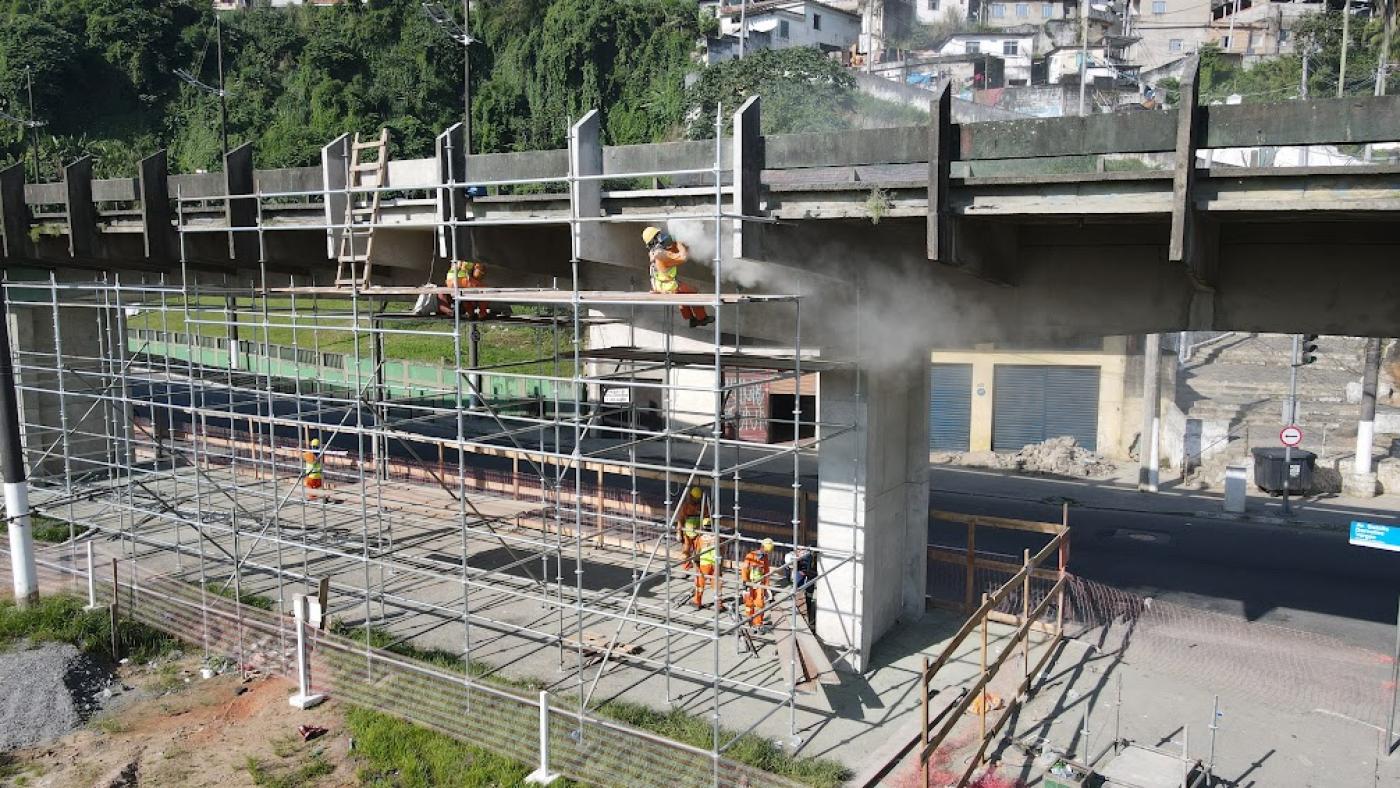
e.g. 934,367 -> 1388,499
0,642 -> 111,751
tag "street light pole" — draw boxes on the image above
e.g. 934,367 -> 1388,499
216,14 -> 229,161
24,67 -> 39,183
462,0 -> 471,153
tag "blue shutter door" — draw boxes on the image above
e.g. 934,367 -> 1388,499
929,364 -> 973,451
992,365 -> 1100,451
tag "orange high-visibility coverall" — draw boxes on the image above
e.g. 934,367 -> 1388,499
649,242 -> 708,323
303,450 -> 323,494
693,541 -> 725,611
741,549 -> 771,627
676,497 -> 704,570
461,263 -> 489,320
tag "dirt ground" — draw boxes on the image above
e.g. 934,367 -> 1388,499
2,654 -> 356,787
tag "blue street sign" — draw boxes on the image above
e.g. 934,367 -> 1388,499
1349,521 -> 1400,552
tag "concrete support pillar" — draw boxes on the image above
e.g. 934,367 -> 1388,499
815,348 -> 930,673
1346,337 -> 1382,498
1138,333 -> 1161,492
8,301 -> 114,483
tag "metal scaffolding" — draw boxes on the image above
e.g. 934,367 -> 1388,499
1,107 -> 858,782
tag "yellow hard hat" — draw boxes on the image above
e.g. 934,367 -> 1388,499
642,226 -> 662,246
310,439 -> 320,448
702,517 -> 712,527
762,538 -> 774,552
689,486 -> 702,500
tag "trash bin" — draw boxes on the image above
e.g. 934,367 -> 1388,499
1250,447 -> 1316,494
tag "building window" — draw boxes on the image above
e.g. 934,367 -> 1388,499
1003,40 -> 1019,55
1152,0 -> 1166,13
813,12 -> 822,29
928,0 -> 940,9
1016,2 -> 1028,16
1279,28 -> 1290,43
779,19 -> 789,37
992,3 -> 1005,17
1041,3 -> 1054,17
966,40 -> 982,53
1168,38 -> 1183,51
1220,34 -> 1231,49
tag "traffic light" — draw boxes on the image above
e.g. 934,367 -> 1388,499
1299,334 -> 1319,366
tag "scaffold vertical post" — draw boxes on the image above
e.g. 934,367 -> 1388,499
85,542 -> 99,610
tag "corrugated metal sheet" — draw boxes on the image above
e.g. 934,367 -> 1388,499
992,365 -> 1100,452
929,364 -> 973,452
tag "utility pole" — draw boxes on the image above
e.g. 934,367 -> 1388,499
0,289 -> 36,607
1339,0 -> 1352,98
1227,0 -> 1239,54
1349,337 -> 1382,497
1301,49 -> 1309,99
1078,0 -> 1091,115
1378,0 -> 1394,96
24,67 -> 39,183
739,0 -> 748,59
462,0 -> 471,148
216,14 -> 229,162
1138,333 -> 1161,492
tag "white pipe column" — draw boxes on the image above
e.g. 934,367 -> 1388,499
525,690 -> 561,785
0,289 -> 36,606
1138,333 -> 1161,493
1346,338 -> 1382,498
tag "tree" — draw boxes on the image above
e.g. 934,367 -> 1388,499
685,47 -> 857,138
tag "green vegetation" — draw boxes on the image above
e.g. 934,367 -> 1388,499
328,620 -> 849,786
243,752 -> 335,788
200,580 -> 276,612
29,514 -> 88,544
0,594 -> 180,662
346,706 -> 558,788
1157,23 -> 1400,109
129,297 -> 567,369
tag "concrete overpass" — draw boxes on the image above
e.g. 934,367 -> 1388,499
4,59 -> 1400,670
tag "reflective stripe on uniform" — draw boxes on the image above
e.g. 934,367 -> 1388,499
650,261 -> 679,293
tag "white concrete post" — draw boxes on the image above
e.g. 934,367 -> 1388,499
1138,333 -> 1161,493
84,541 -> 99,610
1346,337 -> 1382,498
525,690 -> 561,785
288,593 -> 325,710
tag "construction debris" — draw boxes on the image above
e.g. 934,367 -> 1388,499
936,437 -> 1117,478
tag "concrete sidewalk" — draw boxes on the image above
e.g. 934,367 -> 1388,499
929,463 -> 1400,534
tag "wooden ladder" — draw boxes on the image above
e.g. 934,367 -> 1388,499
336,128 -> 390,286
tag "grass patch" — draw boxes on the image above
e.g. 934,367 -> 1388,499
29,514 -> 89,544
201,580 -> 277,611
329,622 -> 848,786
0,594 -> 181,663
129,297 -> 570,369
244,753 -> 334,788
597,699 -> 851,787
346,706 -> 554,788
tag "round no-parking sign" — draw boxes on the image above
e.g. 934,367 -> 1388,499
1280,425 -> 1303,447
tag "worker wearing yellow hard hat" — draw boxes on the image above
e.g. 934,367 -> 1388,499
643,226 -> 713,329
741,538 -> 775,628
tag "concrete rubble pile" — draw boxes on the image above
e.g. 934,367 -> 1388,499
1000,436 -> 1118,478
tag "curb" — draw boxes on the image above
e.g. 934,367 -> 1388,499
1188,510 -> 1348,534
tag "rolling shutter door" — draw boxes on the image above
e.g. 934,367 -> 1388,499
1044,366 -> 1100,451
928,364 -> 972,451
992,365 -> 1100,451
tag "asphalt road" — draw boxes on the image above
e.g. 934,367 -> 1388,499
928,471 -> 1400,655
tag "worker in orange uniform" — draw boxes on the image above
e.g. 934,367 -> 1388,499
643,227 -> 713,329
675,486 -> 706,570
461,261 -> 490,320
436,261 -> 462,317
303,438 -> 324,500
741,538 -> 775,629
693,531 -> 726,612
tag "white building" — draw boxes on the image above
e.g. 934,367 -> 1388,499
913,0 -> 975,24
936,31 -> 1037,83
715,0 -> 863,53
